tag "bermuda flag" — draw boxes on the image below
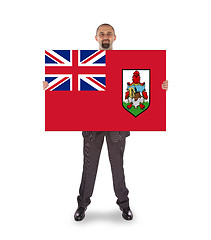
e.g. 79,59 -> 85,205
45,50 -> 166,131
45,50 -> 106,91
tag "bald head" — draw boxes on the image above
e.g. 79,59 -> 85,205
96,23 -> 115,36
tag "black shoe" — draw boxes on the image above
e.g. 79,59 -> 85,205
120,207 -> 133,220
74,207 -> 87,221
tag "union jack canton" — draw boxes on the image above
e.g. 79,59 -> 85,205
45,50 -> 106,91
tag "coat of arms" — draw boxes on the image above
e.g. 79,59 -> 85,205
122,69 -> 150,117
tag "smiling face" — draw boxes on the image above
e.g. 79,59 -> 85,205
95,25 -> 116,50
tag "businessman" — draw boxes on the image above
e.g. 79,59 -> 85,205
43,23 -> 168,221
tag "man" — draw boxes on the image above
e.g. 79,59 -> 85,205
43,23 -> 168,222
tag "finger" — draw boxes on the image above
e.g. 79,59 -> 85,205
162,84 -> 167,90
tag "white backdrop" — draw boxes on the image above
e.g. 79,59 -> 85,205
0,0 -> 211,239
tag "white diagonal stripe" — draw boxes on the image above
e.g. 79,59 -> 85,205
45,75 -> 72,91
45,50 -> 72,66
78,50 -> 106,66
78,74 -> 106,91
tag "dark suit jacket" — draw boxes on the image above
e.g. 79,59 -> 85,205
82,131 -> 130,142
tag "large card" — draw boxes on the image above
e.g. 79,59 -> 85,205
45,50 -> 166,131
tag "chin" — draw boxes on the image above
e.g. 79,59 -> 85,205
102,43 -> 110,49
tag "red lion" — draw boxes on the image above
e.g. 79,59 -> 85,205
132,70 -> 141,84
127,71 -> 145,86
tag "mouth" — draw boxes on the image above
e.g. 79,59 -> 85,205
102,41 -> 110,49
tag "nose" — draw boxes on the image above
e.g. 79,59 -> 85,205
103,35 -> 108,39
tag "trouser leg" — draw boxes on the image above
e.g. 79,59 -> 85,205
106,133 -> 129,209
77,132 -> 105,208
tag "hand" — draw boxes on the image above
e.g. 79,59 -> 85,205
43,81 -> 49,90
162,80 -> 168,91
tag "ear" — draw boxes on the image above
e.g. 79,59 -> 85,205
114,35 -> 116,41
95,35 -> 98,41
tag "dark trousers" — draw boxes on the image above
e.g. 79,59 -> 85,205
77,131 -> 129,209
